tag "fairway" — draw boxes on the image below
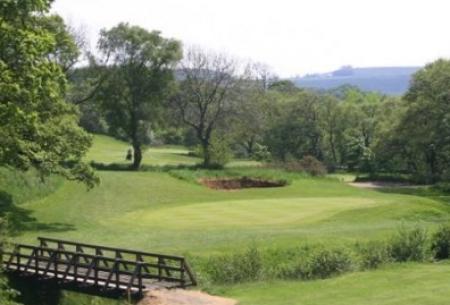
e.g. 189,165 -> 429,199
6,136 -> 450,305
14,136 -> 450,254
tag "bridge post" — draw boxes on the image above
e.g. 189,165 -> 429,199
73,254 -> 79,282
35,250 -> 39,275
54,250 -> 58,278
158,257 -> 162,281
94,255 -> 99,286
138,262 -> 143,297
113,258 -> 119,289
180,261 -> 185,288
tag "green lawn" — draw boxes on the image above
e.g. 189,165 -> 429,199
85,134 -> 200,166
222,262 -> 450,305
4,135 -> 450,305
85,134 -> 259,167
14,165 -> 450,255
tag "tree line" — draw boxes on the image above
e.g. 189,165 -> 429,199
70,23 -> 450,184
2,0 -> 450,188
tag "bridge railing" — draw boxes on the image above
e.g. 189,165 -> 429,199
37,237 -> 196,287
3,238 -> 196,296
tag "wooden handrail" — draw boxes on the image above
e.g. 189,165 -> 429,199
2,239 -> 197,294
38,237 -> 184,260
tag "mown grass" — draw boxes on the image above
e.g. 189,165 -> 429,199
85,134 -> 258,167
221,262 -> 450,305
12,168 -> 450,256
4,135 -> 450,305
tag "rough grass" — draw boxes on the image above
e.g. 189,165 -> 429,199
5,135 -> 450,305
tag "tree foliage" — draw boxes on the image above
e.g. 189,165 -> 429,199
171,47 -> 243,167
97,23 -> 182,169
383,59 -> 450,182
0,0 -> 97,187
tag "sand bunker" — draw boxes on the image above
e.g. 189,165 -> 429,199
200,177 -> 286,190
349,181 -> 418,189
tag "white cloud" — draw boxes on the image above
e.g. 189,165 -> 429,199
52,0 -> 450,76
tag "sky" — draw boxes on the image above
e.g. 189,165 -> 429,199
52,0 -> 450,77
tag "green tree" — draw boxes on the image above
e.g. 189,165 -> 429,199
338,90 -> 382,171
265,91 -> 323,161
37,14 -> 81,74
232,64 -> 274,157
97,23 -> 182,169
0,0 -> 97,187
319,94 -> 344,168
268,80 -> 300,94
171,47 -> 243,167
391,59 -> 450,182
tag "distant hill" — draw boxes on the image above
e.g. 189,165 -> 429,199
291,66 -> 421,95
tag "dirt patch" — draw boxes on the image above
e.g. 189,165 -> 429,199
139,289 -> 238,305
200,177 -> 286,190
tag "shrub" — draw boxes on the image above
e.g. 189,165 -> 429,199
280,156 -> 327,176
434,182 -> 450,193
203,246 -> 262,284
304,248 -> 353,279
207,136 -> 232,169
389,226 -> 429,262
431,224 -> 450,259
356,241 -> 391,269
252,143 -> 271,162
262,245 -> 313,280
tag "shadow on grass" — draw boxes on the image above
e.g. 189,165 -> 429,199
375,186 -> 450,205
0,191 -> 75,235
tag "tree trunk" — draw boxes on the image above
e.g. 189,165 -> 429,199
246,137 -> 256,156
201,140 -> 210,168
132,144 -> 142,170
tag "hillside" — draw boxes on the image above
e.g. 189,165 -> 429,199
292,66 -> 421,95
4,135 -> 450,305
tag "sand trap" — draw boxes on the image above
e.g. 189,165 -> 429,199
349,182 -> 418,189
139,289 -> 238,305
200,177 -> 286,190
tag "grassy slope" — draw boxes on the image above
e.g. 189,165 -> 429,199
5,135 -> 450,304
85,134 -> 200,166
222,262 -> 450,305
12,135 -> 450,255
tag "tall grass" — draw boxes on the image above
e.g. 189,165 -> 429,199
197,225 -> 441,285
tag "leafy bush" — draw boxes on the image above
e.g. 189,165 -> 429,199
389,226 -> 429,262
207,136 -> 232,169
252,143 -> 271,162
298,156 -> 327,176
262,245 -> 313,280
434,182 -> 450,193
280,156 -> 327,176
431,224 -> 450,259
203,246 -> 262,284
304,247 -> 353,279
356,241 -> 392,269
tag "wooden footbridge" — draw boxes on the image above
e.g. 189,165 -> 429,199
2,237 -> 196,296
